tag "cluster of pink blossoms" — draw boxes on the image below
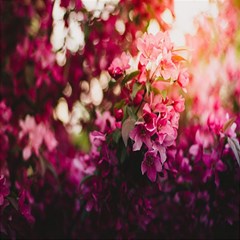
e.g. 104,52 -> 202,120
108,31 -> 187,182
19,115 -> 58,160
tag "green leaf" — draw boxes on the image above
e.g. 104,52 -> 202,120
112,129 -> 121,143
120,148 -> 127,163
126,106 -> 137,120
7,196 -> 19,211
151,87 -> 161,95
121,70 -> 140,85
114,100 -> 125,109
155,76 -> 165,82
228,137 -> 240,167
121,118 -> 135,146
130,83 -> 142,100
161,89 -> 167,100
146,81 -> 151,95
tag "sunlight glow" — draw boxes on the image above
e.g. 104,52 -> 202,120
170,0 -> 219,46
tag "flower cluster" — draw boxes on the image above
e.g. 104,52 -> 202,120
108,32 -> 187,182
19,115 -> 58,160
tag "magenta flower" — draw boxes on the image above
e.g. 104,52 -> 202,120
89,131 -> 106,148
173,95 -> 185,113
160,48 -> 178,80
177,68 -> 189,92
0,175 -> 9,206
70,155 -> 95,184
142,103 -> 157,132
95,110 -> 116,133
129,123 -> 152,151
108,52 -> 130,79
18,190 -> 35,224
202,152 -> 227,187
141,150 -> 162,182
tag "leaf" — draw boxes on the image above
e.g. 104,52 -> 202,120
45,161 -> 58,180
155,76 -> 165,82
151,87 -> 161,95
223,117 -> 236,132
161,89 -> 167,100
112,129 -> 121,143
126,106 -> 137,120
7,196 -> 19,211
146,81 -> 151,95
120,148 -> 127,163
227,137 -> 240,167
80,175 -> 94,185
171,54 -> 187,62
25,64 -> 35,87
121,70 -> 140,85
109,79 -> 117,88
39,156 -> 46,176
130,83 -> 142,100
121,118 -> 135,146
114,100 -> 125,109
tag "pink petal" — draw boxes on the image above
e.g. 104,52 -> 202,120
133,136 -> 143,151
141,162 -> 147,175
147,167 -> 157,182
189,144 -> 199,156
216,160 -> 227,172
23,146 -> 31,160
154,159 -> 162,172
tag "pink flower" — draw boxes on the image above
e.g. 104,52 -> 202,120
42,125 -> 58,151
95,110 -> 116,133
108,52 -> 130,79
189,129 -> 214,156
177,69 -> 189,91
137,33 -> 161,65
141,150 -> 162,182
18,190 -> 35,224
89,131 -> 106,150
137,32 -> 173,66
142,103 -> 157,132
160,48 -> 178,80
70,155 -> 95,184
19,115 -> 36,140
202,152 -> 227,187
157,128 -> 176,147
129,123 -> 153,151
173,95 -> 185,113
19,115 -> 57,160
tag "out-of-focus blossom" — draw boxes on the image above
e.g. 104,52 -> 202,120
177,68 -> 189,92
141,150 -> 162,182
0,175 -> 9,207
95,110 -> 116,133
19,115 -> 57,160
